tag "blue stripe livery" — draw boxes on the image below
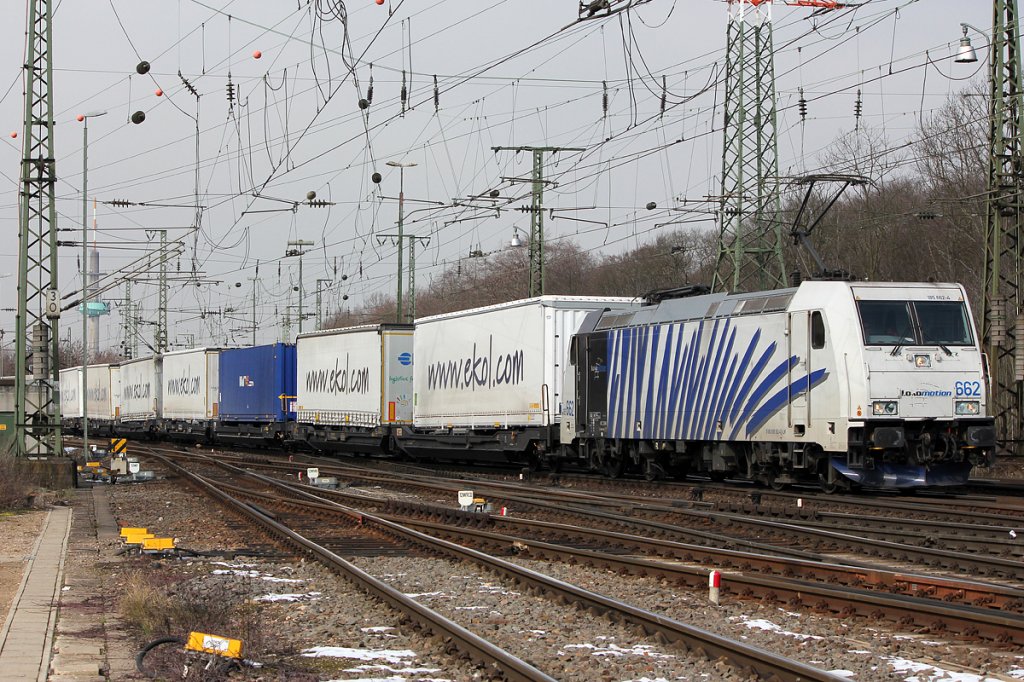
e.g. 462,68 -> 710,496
606,322 -> 828,441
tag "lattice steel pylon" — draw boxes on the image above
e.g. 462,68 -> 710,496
983,0 -> 1024,455
13,0 -> 62,457
713,0 -> 787,293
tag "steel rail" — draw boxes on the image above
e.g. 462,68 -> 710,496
211,473 -> 1024,611
208,475 -> 1024,644
144,450 -> 558,682
186,453 -> 844,682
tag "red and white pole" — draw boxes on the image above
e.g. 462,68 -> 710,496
709,570 -> 721,605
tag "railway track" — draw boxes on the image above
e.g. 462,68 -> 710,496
188,451 -> 1024,579
144,446 -> 847,681
149,446 -> 1024,643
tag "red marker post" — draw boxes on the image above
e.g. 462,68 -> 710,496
709,570 -> 721,606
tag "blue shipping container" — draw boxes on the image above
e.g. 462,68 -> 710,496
218,343 -> 296,422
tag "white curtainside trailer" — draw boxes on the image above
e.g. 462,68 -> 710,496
60,367 -> 83,422
118,356 -> 162,433
294,324 -> 413,454
401,296 -> 639,463
161,348 -> 220,441
85,364 -> 118,421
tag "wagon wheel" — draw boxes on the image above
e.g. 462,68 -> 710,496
641,453 -> 662,481
587,441 -> 603,473
603,452 -> 625,478
818,477 -> 840,494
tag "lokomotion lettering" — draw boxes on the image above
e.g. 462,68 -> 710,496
305,354 -> 371,395
426,335 -> 525,391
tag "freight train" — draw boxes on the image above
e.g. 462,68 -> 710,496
60,281 -> 995,490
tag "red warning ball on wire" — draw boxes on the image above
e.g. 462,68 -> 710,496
9,131 -> 16,139
76,114 -> 84,122
155,88 -> 163,97
252,50 -> 262,59
376,0 -> 384,5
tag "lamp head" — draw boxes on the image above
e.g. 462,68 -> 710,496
510,229 -> 523,248
955,25 -> 979,64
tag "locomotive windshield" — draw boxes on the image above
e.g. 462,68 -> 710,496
858,300 -> 974,346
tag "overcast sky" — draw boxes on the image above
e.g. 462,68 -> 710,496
0,0 -> 994,353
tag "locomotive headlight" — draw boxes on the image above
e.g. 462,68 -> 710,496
955,400 -> 980,415
872,400 -> 899,416
914,354 -> 931,368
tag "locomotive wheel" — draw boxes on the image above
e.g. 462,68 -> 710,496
604,453 -> 625,478
641,454 -> 662,481
768,475 -> 786,491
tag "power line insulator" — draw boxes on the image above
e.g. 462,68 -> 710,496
401,69 -> 408,113
433,75 -> 439,113
226,81 -> 235,104
602,80 -> 608,118
367,64 -> 374,104
854,89 -> 863,122
798,88 -> 807,122
660,75 -> 667,118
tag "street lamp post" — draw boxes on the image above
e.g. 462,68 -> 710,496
78,110 -> 107,458
285,240 -> 314,335
386,160 -> 417,322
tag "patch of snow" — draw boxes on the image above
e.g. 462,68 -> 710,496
1008,669 -> 1024,679
254,592 -> 321,603
210,568 -> 303,583
477,582 -> 519,596
453,605 -> 487,611
559,643 -> 675,660
344,664 -> 442,674
740,618 -> 823,641
829,671 -> 856,679
849,650 -> 873,655
212,569 -> 261,578
883,655 -> 1002,682
360,626 -> 395,633
404,591 -> 446,598
301,647 -> 417,663
211,561 -> 255,569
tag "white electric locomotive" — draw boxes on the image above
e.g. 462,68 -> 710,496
561,281 -> 995,489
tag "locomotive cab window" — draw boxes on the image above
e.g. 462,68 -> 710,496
811,311 -> 825,349
858,299 -> 974,346
858,301 -> 915,345
915,301 -> 973,346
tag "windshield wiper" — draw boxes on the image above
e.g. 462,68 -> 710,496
890,344 -> 902,357
938,344 -> 952,356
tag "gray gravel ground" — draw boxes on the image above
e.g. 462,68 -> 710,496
110,468 -> 1024,681
350,555 -> 743,682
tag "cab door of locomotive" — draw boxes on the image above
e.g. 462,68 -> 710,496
788,311 -> 812,431
578,333 -> 609,437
